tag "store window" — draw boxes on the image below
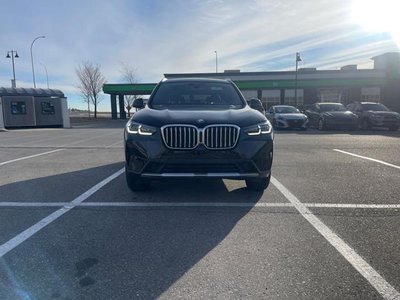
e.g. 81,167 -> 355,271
11,102 -> 27,115
262,96 -> 281,109
361,87 -> 380,102
361,94 -> 380,102
41,102 -> 55,115
284,96 -> 304,106
284,89 -> 303,107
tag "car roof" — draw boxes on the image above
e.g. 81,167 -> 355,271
316,102 -> 344,105
272,105 -> 296,108
360,102 -> 380,105
161,77 -> 232,84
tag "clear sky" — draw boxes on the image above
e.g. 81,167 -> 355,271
1,0 -> 399,111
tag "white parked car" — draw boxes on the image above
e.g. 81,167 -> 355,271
266,105 -> 308,130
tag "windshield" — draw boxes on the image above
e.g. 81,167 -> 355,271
361,103 -> 388,111
275,106 -> 300,114
319,104 -> 346,112
150,82 -> 244,110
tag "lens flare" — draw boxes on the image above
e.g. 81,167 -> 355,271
352,0 -> 400,46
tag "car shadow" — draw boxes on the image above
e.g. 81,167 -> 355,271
143,178 -> 263,202
0,163 -> 263,299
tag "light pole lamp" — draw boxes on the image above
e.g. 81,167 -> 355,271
6,50 -> 19,88
294,52 -> 302,107
31,35 -> 46,88
214,50 -> 218,73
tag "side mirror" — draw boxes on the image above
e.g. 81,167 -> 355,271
248,98 -> 262,109
132,98 -> 144,109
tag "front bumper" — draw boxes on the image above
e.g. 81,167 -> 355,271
324,118 -> 358,129
125,130 -> 273,179
370,118 -> 399,127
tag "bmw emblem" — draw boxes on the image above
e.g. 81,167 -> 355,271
197,119 -> 205,124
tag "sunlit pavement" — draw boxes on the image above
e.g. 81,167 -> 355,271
0,122 -> 399,299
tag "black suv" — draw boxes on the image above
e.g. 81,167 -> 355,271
124,78 -> 274,191
347,102 -> 400,131
304,102 -> 358,130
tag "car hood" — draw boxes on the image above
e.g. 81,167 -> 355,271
275,113 -> 306,119
322,111 -> 357,118
130,107 -> 267,128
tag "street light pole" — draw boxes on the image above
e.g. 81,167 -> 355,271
214,50 -> 218,73
40,62 -> 49,89
6,50 -> 19,88
31,35 -> 46,88
295,52 -> 302,107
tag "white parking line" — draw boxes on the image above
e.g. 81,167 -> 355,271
305,203 -> 400,209
8,130 -> 90,147
0,202 -> 399,209
0,168 -> 124,258
59,131 -> 117,147
334,149 -> 400,170
0,149 -> 65,166
271,176 -> 400,300
105,140 -> 123,148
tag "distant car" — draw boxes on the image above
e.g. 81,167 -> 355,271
266,105 -> 308,130
347,102 -> 399,131
247,98 -> 265,115
305,102 -> 358,130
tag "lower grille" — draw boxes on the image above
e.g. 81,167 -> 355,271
287,119 -> 305,127
161,163 -> 240,173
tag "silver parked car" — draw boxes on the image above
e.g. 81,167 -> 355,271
266,105 -> 308,130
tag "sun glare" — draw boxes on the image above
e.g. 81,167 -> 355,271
352,0 -> 400,45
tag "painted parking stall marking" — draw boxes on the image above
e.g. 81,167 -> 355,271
271,176 -> 400,300
0,202 -> 400,209
334,149 -> 400,170
0,168 -> 124,258
0,149 -> 66,166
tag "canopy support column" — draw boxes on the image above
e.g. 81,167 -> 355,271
111,94 -> 117,119
119,94 -> 126,119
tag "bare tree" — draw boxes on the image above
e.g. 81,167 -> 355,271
120,63 -> 139,117
76,62 -> 106,118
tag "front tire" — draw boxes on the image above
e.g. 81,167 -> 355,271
245,173 -> 271,191
362,119 -> 371,130
349,125 -> 357,131
318,119 -> 325,131
389,125 -> 399,131
126,170 -> 150,191
272,119 -> 278,129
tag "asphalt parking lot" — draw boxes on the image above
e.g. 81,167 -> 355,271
0,120 -> 399,300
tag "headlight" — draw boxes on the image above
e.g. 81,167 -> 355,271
244,122 -> 272,135
126,122 -> 157,135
